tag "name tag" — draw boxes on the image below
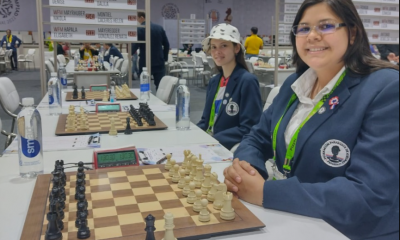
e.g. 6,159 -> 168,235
7,43 -> 11,48
267,160 -> 287,181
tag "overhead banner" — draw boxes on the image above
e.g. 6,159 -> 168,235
49,0 -> 137,10
51,24 -> 138,42
50,8 -> 138,26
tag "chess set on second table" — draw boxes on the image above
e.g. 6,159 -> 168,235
21,151 -> 265,240
66,84 -> 138,102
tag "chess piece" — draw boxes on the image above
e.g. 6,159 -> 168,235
182,150 -> 190,170
162,213 -> 177,240
199,199 -> 211,223
169,159 -> 177,177
80,113 -> 89,130
172,165 -> 181,183
165,154 -> 172,171
207,183 -> 218,202
67,116 -> 75,131
45,204 -> 63,240
73,84 -> 79,99
109,117 -> 118,136
201,165 -> 212,195
194,165 -> 205,189
177,169 -> 186,189
189,156 -> 198,181
77,212 -> 91,239
185,154 -> 193,175
81,86 -> 86,99
211,172 -> 219,186
213,183 -> 227,210
102,90 -> 108,102
124,117 -> 133,135
187,182 -> 197,204
220,192 -> 236,221
193,190 -> 203,213
182,176 -> 191,197
75,185 -> 86,200
145,214 -> 156,240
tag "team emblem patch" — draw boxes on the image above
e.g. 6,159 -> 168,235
321,140 -> 351,168
226,102 -> 239,116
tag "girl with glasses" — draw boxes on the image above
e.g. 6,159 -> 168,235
223,0 -> 399,239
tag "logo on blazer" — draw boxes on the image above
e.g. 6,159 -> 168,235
226,102 -> 239,117
321,140 -> 351,168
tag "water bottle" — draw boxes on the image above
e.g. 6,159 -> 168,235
110,55 -> 114,70
140,67 -> 150,102
17,98 -> 44,178
74,51 -> 80,67
176,79 -> 191,130
110,81 -> 117,103
58,64 -> 68,92
48,72 -> 62,116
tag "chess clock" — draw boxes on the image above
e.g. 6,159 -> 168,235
90,84 -> 108,92
96,103 -> 122,113
93,147 -> 140,169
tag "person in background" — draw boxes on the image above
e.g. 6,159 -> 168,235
132,51 -> 139,80
132,12 -> 170,90
377,44 -> 399,65
103,43 -> 123,63
245,27 -> 264,60
79,43 -> 99,61
56,42 -> 66,56
45,31 -> 54,52
225,8 -> 233,24
1,29 -> 21,71
183,44 -> 193,55
198,24 -> 263,150
224,0 -> 399,239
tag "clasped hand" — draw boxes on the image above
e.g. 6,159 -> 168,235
223,159 -> 265,206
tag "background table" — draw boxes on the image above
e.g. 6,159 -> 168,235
66,61 -> 120,88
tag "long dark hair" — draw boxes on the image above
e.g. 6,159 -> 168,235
214,43 -> 249,74
291,0 -> 399,74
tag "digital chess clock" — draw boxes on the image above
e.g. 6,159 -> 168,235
96,103 -> 122,113
93,147 -> 140,169
90,84 -> 108,92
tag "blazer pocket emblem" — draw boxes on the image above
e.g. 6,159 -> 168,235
226,102 -> 239,116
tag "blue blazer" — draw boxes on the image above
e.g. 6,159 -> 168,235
1,35 -> 21,51
235,69 -> 400,240
104,46 -> 123,63
198,65 -> 263,150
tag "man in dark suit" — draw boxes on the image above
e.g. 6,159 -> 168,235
132,12 -> 170,90
1,29 -> 21,71
104,43 -> 123,63
377,44 -> 399,64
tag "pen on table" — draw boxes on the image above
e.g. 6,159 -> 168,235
88,136 -> 93,145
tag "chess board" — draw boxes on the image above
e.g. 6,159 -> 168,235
55,112 -> 168,136
65,92 -> 138,102
20,165 -> 265,240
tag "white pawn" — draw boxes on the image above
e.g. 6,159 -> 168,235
194,166 -> 204,189
169,159 -> 177,177
193,190 -> 203,213
187,182 -> 197,204
182,176 -> 191,197
199,199 -> 210,223
201,165 -> 212,195
162,212 -> 177,240
165,154 -> 172,171
207,183 -> 218,202
220,192 -> 236,221
213,183 -> 227,210
172,165 -> 180,183
178,169 -> 186,189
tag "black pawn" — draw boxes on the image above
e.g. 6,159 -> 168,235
81,87 -> 86,99
77,193 -> 88,208
76,177 -> 86,188
75,185 -> 86,200
78,162 -> 85,168
76,202 -> 88,218
77,212 -> 91,239
145,214 -> 156,240
124,117 -> 133,135
73,84 -> 79,99
45,204 -> 63,240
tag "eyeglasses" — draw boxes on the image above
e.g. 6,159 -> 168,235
292,21 -> 347,37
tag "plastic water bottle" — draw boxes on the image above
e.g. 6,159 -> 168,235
75,51 -> 80,67
140,67 -> 150,102
17,98 -> 44,178
110,55 -> 114,70
110,81 -> 117,103
58,64 -> 68,92
176,79 -> 191,130
48,72 -> 62,116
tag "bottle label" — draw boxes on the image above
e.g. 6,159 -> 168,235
141,83 -> 150,92
61,78 -> 67,86
49,94 -> 54,105
21,136 -> 41,158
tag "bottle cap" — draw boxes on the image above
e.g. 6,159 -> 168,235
51,72 -> 57,77
179,79 -> 187,85
22,98 -> 34,106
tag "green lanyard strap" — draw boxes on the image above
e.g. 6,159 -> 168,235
207,79 -> 222,134
272,70 -> 347,176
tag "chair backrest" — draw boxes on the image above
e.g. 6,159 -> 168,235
113,56 -> 120,62
249,57 -> 259,64
206,57 -> 216,69
195,56 -> 204,68
246,60 -> 255,74
115,59 -> 124,71
45,60 -> 55,73
27,49 -> 36,55
57,55 -> 66,66
264,86 -> 281,111
122,53 -> 128,60
49,57 -> 55,67
120,60 -> 130,77
156,76 -> 179,103
168,54 -> 174,63
0,77 -> 21,113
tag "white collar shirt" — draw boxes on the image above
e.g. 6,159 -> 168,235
284,67 -> 346,147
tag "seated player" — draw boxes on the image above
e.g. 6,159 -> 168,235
197,24 -> 263,151
103,43 -> 123,63
223,1 -> 399,240
79,43 -> 99,61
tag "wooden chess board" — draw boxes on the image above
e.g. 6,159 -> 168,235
55,112 -> 168,136
20,165 -> 265,240
65,92 -> 138,102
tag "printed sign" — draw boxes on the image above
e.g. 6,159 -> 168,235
368,30 -> 399,43
49,0 -> 137,10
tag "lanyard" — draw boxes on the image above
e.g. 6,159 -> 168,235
7,35 -> 12,43
272,70 -> 347,176
207,77 -> 229,134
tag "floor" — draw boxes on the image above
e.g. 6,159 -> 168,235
0,70 -> 207,153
